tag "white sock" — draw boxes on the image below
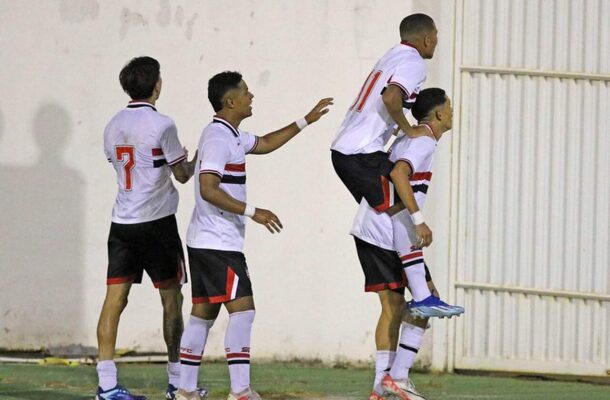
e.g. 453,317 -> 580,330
391,212 -> 431,302
96,360 -> 117,391
373,350 -> 395,394
389,323 -> 425,381
179,315 -> 215,392
225,310 -> 255,394
403,260 -> 431,301
167,361 -> 180,387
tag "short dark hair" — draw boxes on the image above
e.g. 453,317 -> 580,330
399,14 -> 435,38
411,88 -> 447,121
119,56 -> 160,100
208,71 -> 243,112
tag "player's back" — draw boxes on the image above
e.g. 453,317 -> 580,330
332,43 -> 426,155
104,102 -> 182,224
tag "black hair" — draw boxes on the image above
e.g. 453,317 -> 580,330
411,88 -> 447,121
208,71 -> 243,112
119,56 -> 160,100
399,14 -> 436,38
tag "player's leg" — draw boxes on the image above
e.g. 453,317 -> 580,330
141,215 -> 192,399
371,289 -> 403,398
176,302 -> 220,400
392,211 -> 463,318
391,210 -> 431,301
158,284 -> 184,396
383,281 -> 437,400
96,222 -> 147,399
353,236 -> 407,399
96,282 -> 132,382
223,267 -> 258,399
176,247 -> 222,400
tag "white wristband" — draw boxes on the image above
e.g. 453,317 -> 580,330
243,204 -> 256,218
410,210 -> 425,225
296,117 -> 308,131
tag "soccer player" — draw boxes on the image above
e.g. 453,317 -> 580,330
351,198 -> 437,400
352,88 -> 462,400
386,88 -> 464,320
331,13 -> 438,211
96,56 -> 198,400
175,71 -> 333,400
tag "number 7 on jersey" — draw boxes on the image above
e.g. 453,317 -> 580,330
115,145 -> 135,191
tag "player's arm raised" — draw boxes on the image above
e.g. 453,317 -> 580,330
382,85 -> 427,139
389,160 -> 432,247
251,97 -> 334,155
199,173 -> 283,234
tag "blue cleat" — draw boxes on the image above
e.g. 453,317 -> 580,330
95,384 -> 147,400
166,384 -> 209,400
407,295 -> 465,319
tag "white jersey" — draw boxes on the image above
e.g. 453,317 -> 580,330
332,42 -> 427,155
351,126 -> 437,251
186,117 -> 259,252
388,126 -> 437,208
350,198 -> 394,250
104,102 -> 186,224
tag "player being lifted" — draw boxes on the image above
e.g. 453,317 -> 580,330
97,57 -> 198,400
175,71 -> 332,400
352,88 -> 463,400
331,13 -> 438,212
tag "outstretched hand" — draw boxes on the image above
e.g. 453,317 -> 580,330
252,207 -> 283,234
304,97 -> 334,124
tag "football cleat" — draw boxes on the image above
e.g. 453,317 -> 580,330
368,390 -> 385,400
381,374 -> 412,400
166,384 -> 208,399
227,386 -> 262,400
403,379 -> 427,400
95,384 -> 147,400
407,295 -> 464,319
381,374 -> 430,400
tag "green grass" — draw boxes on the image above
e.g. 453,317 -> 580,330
0,362 -> 608,399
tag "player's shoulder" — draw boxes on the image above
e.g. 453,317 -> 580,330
151,110 -> 176,131
202,123 -> 230,144
392,134 -> 435,155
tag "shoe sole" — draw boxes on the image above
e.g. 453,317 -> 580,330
410,307 -> 465,319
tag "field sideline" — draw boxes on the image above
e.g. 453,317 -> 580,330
1,362 -> 609,399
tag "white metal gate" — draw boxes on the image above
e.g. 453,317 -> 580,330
450,0 -> 610,376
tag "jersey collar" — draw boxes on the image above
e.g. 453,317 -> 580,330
127,101 -> 157,111
212,116 -> 239,137
419,123 -> 438,143
400,40 -> 418,50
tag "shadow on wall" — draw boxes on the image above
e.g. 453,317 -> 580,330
0,103 -> 85,350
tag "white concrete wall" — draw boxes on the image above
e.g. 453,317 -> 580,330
0,0 -> 453,364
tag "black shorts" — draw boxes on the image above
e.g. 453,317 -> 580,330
187,247 -> 253,304
331,150 -> 395,211
354,237 -> 433,294
354,237 -> 406,293
107,214 -> 186,288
